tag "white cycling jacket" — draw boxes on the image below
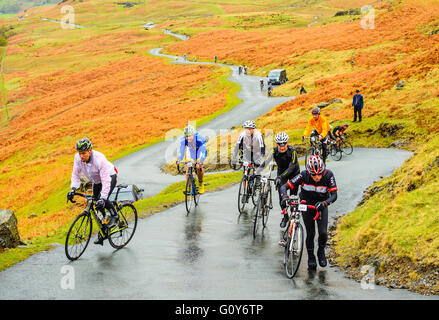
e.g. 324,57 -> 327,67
70,150 -> 117,199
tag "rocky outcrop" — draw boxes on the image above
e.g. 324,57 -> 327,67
334,8 -> 361,17
0,210 -> 22,249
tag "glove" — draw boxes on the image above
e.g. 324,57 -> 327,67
315,201 -> 327,212
67,188 -> 76,202
96,198 -> 106,211
275,176 -> 282,189
280,195 -> 290,209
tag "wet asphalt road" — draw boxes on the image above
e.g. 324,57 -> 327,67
114,48 -> 293,198
1,148 -> 437,299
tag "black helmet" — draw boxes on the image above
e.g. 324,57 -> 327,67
312,107 -> 320,115
76,137 -> 92,152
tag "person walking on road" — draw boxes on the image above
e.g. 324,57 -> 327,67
352,89 -> 364,122
214,55 -> 217,63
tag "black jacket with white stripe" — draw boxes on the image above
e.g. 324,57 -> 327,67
280,169 -> 338,206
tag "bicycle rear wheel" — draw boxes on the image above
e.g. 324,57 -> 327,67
108,203 -> 138,249
65,212 -> 92,261
237,176 -> 248,214
284,222 -> 304,278
330,144 -> 342,161
342,141 -> 353,155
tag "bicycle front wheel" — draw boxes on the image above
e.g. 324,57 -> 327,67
185,176 -> 196,214
305,147 -> 316,164
262,190 -> 271,227
284,222 -> 304,279
109,203 -> 138,249
342,141 -> 353,155
253,196 -> 263,238
237,175 -> 248,214
65,212 -> 92,261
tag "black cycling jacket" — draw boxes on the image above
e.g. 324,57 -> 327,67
280,169 -> 338,206
256,145 -> 299,179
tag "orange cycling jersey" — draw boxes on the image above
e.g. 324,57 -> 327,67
303,115 -> 330,138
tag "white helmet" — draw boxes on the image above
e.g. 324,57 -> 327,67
183,125 -> 196,136
274,132 -> 289,144
243,120 -> 256,129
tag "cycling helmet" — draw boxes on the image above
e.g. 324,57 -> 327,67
344,123 -> 349,127
274,132 -> 289,145
306,155 -> 325,175
183,125 -> 196,137
312,107 -> 320,115
76,137 -> 92,152
243,120 -> 256,129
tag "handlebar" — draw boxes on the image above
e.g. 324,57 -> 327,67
282,197 -> 321,220
67,192 -> 94,204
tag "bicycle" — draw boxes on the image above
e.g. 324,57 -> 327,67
177,160 -> 202,214
304,136 -> 323,164
281,195 -> 320,278
237,160 -> 259,214
329,135 -> 353,161
65,185 -> 138,261
252,169 -> 276,238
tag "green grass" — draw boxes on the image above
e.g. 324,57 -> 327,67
0,170 -> 242,271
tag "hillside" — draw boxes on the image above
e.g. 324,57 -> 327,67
0,0 -> 438,294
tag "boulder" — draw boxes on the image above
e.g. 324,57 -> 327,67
317,102 -> 331,108
0,209 -> 22,249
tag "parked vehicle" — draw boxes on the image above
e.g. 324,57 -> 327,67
267,69 -> 288,85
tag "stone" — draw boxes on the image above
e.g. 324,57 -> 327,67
317,102 -> 331,108
0,209 -> 22,249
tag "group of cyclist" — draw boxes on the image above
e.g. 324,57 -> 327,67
67,105 -> 345,268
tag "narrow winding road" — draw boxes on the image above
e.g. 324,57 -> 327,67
0,29 -> 436,300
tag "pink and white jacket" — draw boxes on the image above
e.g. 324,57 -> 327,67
70,150 -> 117,199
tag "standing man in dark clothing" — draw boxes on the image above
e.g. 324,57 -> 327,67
300,84 -> 307,95
352,89 -> 364,122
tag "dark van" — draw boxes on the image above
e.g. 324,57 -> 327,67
267,69 -> 288,85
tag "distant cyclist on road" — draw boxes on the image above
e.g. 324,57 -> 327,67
255,132 -> 300,228
267,84 -> 273,97
176,125 -> 207,194
260,79 -> 264,92
279,155 -> 338,270
67,137 -> 119,246
302,107 -> 330,163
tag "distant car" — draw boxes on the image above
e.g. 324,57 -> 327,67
267,69 -> 288,85
109,184 -> 144,203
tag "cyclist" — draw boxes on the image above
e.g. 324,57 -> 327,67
302,107 -> 330,163
279,155 -> 338,270
67,137 -> 119,246
231,120 -> 265,168
333,123 -> 349,149
255,132 -> 300,228
267,84 -> 273,97
176,125 -> 207,194
260,79 -> 264,91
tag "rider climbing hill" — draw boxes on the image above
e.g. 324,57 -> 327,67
176,125 -> 207,194
279,155 -> 338,270
255,132 -> 300,228
302,107 -> 331,163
